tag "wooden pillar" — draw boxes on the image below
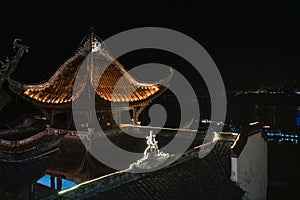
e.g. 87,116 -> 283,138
118,110 -> 121,125
113,110 -> 121,125
136,106 -> 146,125
49,109 -> 54,127
133,107 -> 138,125
57,177 -> 62,191
50,175 -> 55,190
39,108 -> 51,125
28,183 -> 34,199
66,111 -> 72,129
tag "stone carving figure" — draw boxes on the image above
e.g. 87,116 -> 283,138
144,130 -> 159,157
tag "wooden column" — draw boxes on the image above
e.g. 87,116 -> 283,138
50,175 -> 55,190
57,177 -> 62,191
133,107 -> 138,125
118,110 -> 121,125
28,183 -> 34,199
136,106 -> 146,124
39,108 -> 51,126
49,109 -> 54,127
113,110 -> 121,125
66,111 -> 72,129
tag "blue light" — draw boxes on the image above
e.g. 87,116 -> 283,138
37,174 -> 51,187
266,131 -> 300,144
61,179 -> 77,190
36,174 -> 76,190
296,111 -> 300,127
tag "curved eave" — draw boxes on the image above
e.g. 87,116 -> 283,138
96,85 -> 168,108
9,85 -> 73,109
9,84 -> 167,110
7,52 -> 87,109
46,154 -> 86,177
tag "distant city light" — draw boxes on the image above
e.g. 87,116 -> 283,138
262,125 -> 270,129
266,131 -> 299,144
249,121 -> 259,126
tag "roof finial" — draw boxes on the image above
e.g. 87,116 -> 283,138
89,27 -> 95,33
89,27 -> 95,37
89,27 -> 96,51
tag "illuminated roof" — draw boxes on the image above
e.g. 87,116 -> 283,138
9,33 -> 171,109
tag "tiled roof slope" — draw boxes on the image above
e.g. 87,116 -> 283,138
44,133 -> 244,200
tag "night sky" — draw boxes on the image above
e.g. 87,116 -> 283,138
1,1 -> 300,89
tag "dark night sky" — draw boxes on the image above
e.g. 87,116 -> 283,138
1,1 -> 300,89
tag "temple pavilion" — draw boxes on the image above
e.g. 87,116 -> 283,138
8,32 -> 170,130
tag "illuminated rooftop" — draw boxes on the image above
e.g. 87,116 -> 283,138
8,33 -> 170,109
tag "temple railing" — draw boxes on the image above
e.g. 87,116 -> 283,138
46,128 -> 88,139
0,126 -> 41,135
46,127 -> 125,140
0,128 -> 65,147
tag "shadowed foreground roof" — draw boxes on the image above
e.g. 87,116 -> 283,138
43,134 -> 244,200
9,33 -> 170,109
0,151 -> 58,190
46,136 -> 86,177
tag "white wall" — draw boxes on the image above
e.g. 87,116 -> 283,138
237,132 -> 268,200
230,156 -> 238,182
